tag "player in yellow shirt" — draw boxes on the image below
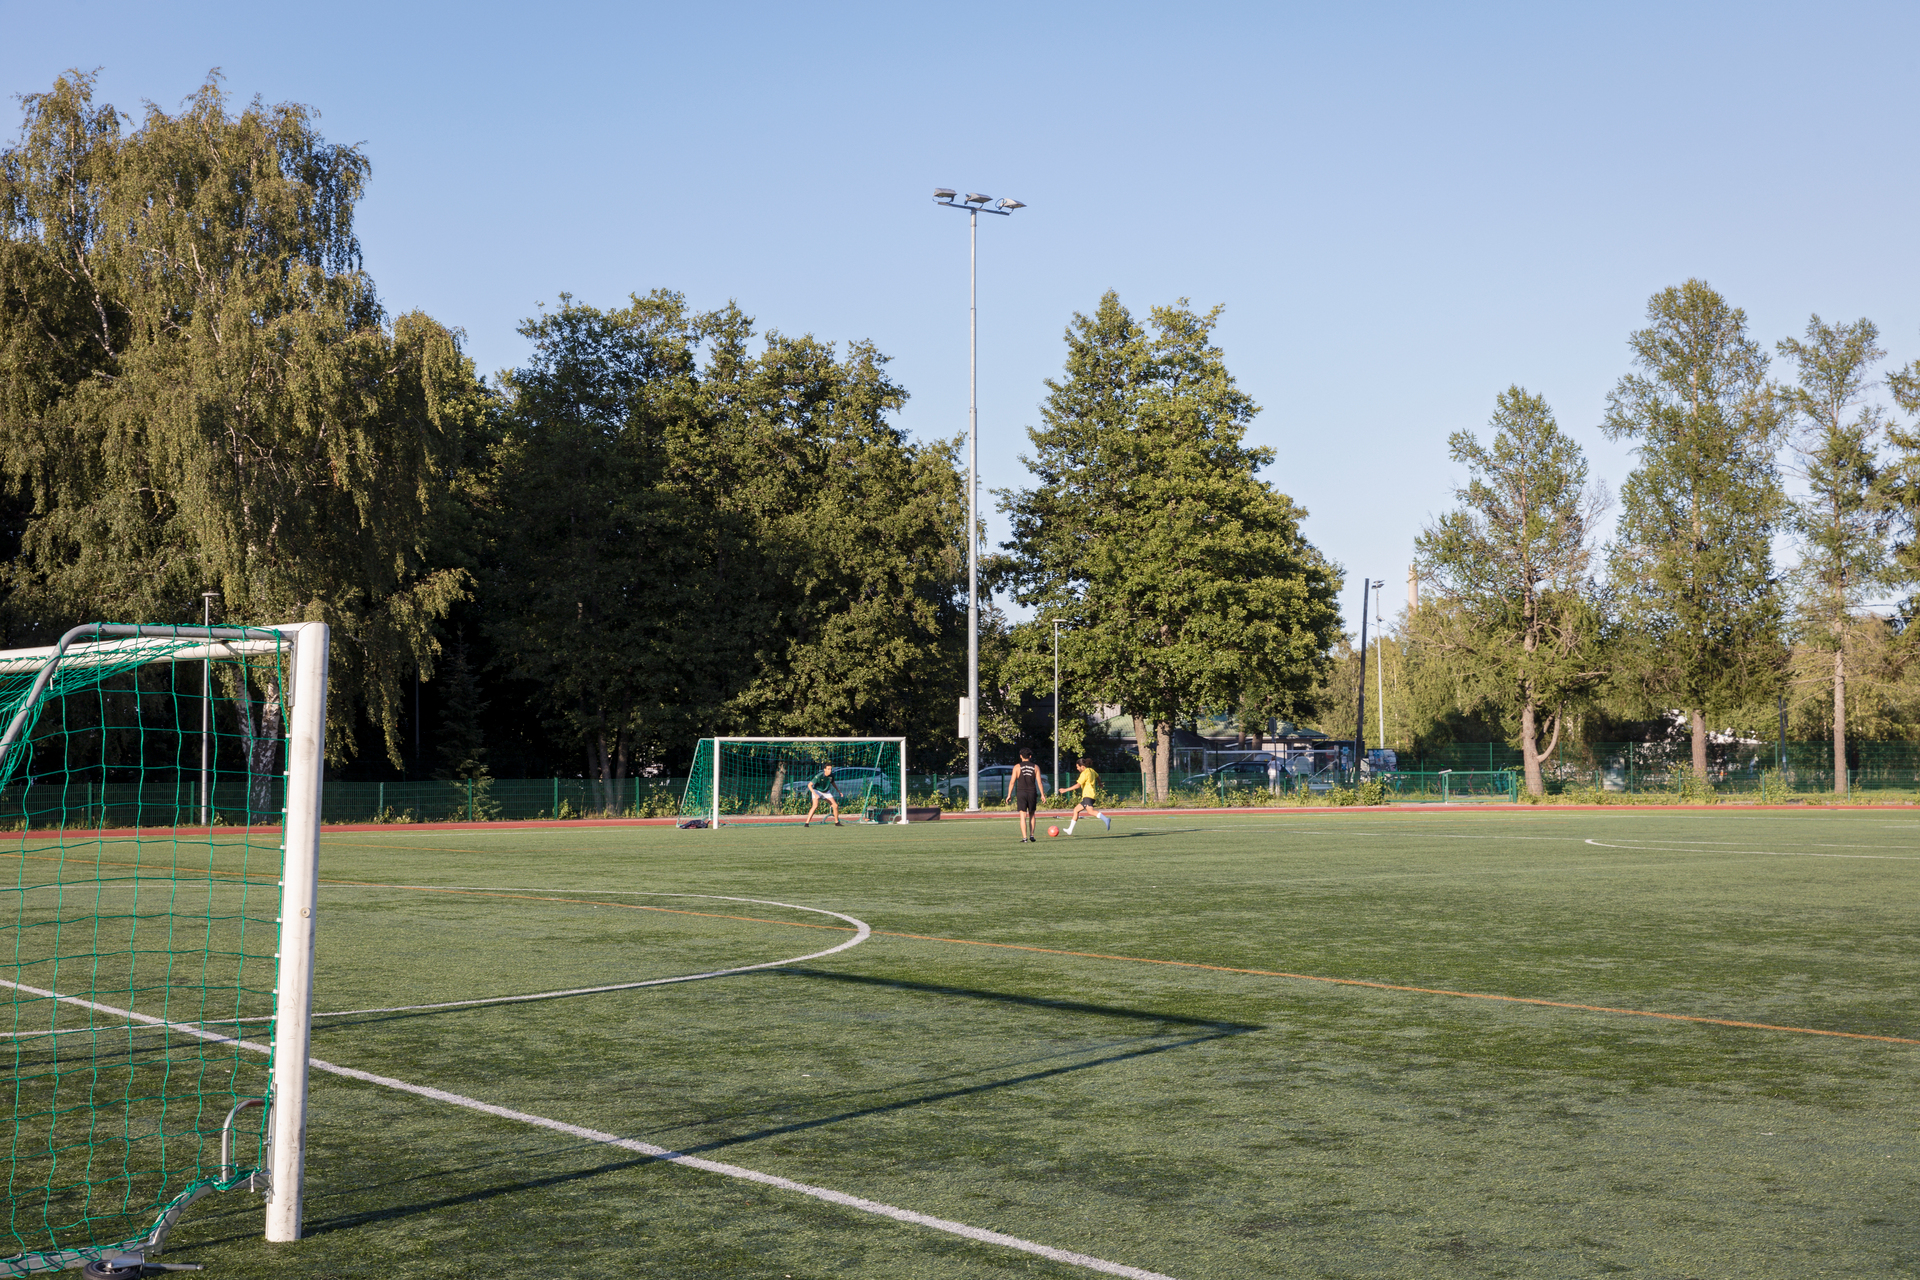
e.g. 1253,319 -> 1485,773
1056,757 -> 1111,834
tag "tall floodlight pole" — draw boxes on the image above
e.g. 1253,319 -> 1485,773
200,591 -> 219,825
933,187 -> 1024,810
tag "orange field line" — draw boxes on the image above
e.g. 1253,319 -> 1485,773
12,855 -> 1912,1046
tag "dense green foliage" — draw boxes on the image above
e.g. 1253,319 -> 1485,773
475,292 -> 973,791
997,292 -> 1339,800
1413,387 -> 1607,795
1601,280 -> 1787,778
1777,317 -> 1893,791
0,72 -> 479,764
1382,287 -> 1920,781
0,75 -> 978,783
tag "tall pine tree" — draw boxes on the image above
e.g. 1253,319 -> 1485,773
1414,387 -> 1608,797
1777,316 -> 1890,794
1602,280 -> 1786,777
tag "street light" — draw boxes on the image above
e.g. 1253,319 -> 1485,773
200,591 -> 219,826
933,185 -> 1024,811
1375,584 -> 1386,751
1353,579 -> 1384,777
1052,619 -> 1071,794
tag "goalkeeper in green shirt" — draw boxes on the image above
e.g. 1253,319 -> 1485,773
803,764 -> 844,827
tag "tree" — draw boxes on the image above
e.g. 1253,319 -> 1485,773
696,314 -> 968,745
433,635 -> 489,781
485,293 -> 970,798
1000,291 -> 1340,802
0,71 -> 480,768
1602,280 -> 1786,780
485,292 -> 744,806
1878,353 -> 1920,628
1413,387 -> 1608,796
1776,316 -> 1891,794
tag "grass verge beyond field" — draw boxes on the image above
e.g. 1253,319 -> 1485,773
144,811 -> 1915,1278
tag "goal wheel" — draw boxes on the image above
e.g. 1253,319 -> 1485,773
83,1259 -> 146,1280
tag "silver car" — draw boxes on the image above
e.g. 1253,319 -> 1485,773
938,764 -> 1016,803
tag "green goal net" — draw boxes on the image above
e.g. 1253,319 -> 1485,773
3,624 -> 328,1276
1439,769 -> 1520,803
681,738 -> 908,825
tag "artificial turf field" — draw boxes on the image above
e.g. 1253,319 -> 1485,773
62,810 -> 1920,1277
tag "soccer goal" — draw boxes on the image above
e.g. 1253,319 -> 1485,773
2,622 -> 328,1277
1438,768 -> 1519,803
681,738 -> 909,826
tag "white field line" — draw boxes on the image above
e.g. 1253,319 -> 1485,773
307,1058 -> 1179,1280
3,894 -> 868,1036
1575,838 -> 1913,851
234,893 -> 869,1024
1583,839 -> 1920,861
0,985 -> 1179,1277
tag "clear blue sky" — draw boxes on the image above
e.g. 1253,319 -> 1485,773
8,1 -> 1920,639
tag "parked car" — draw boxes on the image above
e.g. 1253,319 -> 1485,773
937,763 -> 1016,803
780,766 -> 896,802
1198,759 -> 1280,789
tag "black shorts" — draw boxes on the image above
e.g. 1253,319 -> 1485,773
1014,790 -> 1039,814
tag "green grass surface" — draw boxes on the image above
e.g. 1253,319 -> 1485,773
33,811 -> 1920,1277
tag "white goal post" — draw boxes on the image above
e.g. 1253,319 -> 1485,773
690,737 -> 910,827
0,621 -> 326,1271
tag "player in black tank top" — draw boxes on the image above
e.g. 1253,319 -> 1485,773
1012,747 -> 1042,842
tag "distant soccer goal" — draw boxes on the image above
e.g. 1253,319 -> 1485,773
2,622 -> 327,1276
681,738 -> 909,826
1438,768 -> 1519,804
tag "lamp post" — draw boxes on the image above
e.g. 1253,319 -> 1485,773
1052,619 -> 1070,794
200,591 -> 219,825
1353,579 -> 1383,777
1375,586 -> 1386,751
933,187 -> 1024,811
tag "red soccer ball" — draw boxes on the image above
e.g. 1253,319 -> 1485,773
1047,825 -> 1060,838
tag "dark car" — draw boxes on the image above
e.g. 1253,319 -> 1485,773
1197,757 -> 1281,788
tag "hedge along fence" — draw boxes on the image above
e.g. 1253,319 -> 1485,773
20,754 -> 1916,833
1401,740 -> 1920,780
1,778 -> 690,827
320,777 -> 688,823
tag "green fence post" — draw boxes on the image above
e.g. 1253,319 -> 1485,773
467,778 -> 474,822
378,781 -> 384,818
552,776 -> 559,816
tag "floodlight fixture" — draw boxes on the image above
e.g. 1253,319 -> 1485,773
933,187 -> 956,200
964,192 -> 990,204
997,198 -> 1025,210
